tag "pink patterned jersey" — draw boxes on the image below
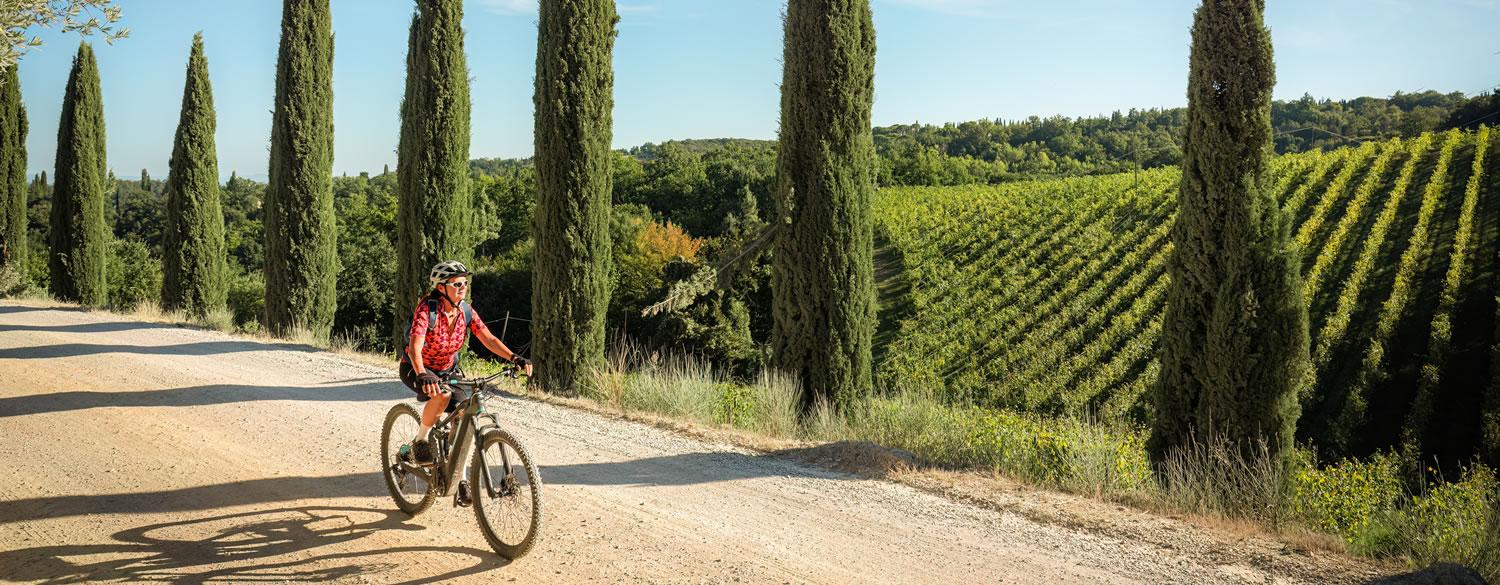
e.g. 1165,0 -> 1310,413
409,301 -> 490,371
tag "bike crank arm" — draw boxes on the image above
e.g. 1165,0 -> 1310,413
396,461 -> 432,483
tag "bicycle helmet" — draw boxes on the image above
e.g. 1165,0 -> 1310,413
429,260 -> 472,289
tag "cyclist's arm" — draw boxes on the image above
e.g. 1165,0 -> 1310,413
472,327 -> 518,362
473,328 -> 532,376
408,334 -> 429,374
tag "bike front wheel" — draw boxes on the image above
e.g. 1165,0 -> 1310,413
381,402 -> 436,515
470,428 -> 543,559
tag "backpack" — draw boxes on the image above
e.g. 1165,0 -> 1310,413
402,295 -> 476,369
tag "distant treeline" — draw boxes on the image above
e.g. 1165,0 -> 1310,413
469,90 -> 1499,190
872,90 -> 1499,185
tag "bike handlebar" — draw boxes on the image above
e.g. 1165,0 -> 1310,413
444,362 -> 526,392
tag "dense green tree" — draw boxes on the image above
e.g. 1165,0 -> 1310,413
222,172 -> 265,272
771,0 -> 877,411
160,33 -> 226,316
26,171 -> 46,247
48,42 -> 109,305
335,172 -> 398,349
263,0 -> 336,336
108,238 -> 159,311
0,64 -> 25,269
1148,0 -> 1308,466
627,142 -> 708,232
109,177 -> 163,248
394,0 -> 471,347
531,0 -> 617,393
471,166 -> 535,258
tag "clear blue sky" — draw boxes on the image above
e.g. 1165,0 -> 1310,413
14,0 -> 1499,180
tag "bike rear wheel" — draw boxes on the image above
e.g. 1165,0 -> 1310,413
470,428 -> 543,559
381,402 -> 436,515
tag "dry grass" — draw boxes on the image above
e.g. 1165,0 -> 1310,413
200,307 -> 236,333
122,298 -> 168,321
1155,435 -> 1292,528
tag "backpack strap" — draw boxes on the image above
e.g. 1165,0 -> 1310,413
402,296 -> 443,364
453,301 -> 475,369
459,301 -> 475,331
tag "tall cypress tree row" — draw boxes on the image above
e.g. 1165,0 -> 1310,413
161,33 -> 227,316
49,43 -> 109,306
0,64 -> 26,270
771,0 -> 877,411
532,0 -> 616,393
264,0 -> 336,336
1148,0 -> 1307,465
394,0 -> 471,347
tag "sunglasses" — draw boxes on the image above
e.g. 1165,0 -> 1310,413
444,280 -> 470,289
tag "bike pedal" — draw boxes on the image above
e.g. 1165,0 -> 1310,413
455,481 -> 472,508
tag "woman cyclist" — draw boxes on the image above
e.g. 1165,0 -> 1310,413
401,260 -> 531,464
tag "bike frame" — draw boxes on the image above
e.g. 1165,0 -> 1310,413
396,381 -> 513,500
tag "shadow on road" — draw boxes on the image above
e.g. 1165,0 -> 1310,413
0,340 -> 327,360
0,505 -> 507,584
0,474 -> 392,523
0,320 -> 186,335
1363,563 -> 1488,584
0,380 -> 407,418
1,448 -> 849,526
0,304 -> 89,316
544,450 -> 848,487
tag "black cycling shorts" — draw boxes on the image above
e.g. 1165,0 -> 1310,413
399,360 -> 458,413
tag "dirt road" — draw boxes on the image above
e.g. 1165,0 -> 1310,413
0,301 -> 1392,584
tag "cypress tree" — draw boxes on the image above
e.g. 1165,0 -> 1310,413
161,33 -> 227,317
49,42 -> 109,306
0,64 -> 26,269
264,0 -> 336,336
1148,0 -> 1307,465
394,0 -> 472,348
770,0 -> 878,411
532,0 -> 616,393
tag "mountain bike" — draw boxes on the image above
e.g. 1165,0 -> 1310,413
380,364 -> 542,559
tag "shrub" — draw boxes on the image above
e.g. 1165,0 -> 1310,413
26,246 -> 47,290
1398,465 -> 1499,573
1290,451 -> 1405,542
715,382 -> 754,427
107,239 -> 161,311
0,262 -> 26,296
227,269 -> 265,332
